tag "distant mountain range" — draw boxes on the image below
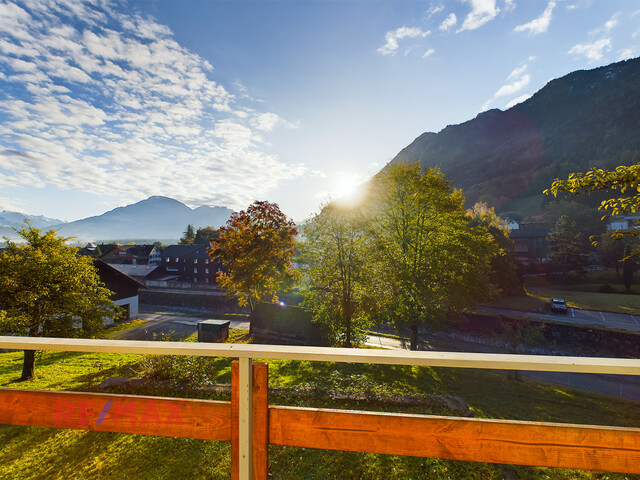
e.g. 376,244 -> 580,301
391,56 -> 640,217
3,196 -> 233,243
0,211 -> 66,240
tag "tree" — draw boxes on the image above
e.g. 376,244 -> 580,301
467,203 -> 524,297
370,162 -> 498,350
194,226 -> 219,245
300,203 -> 379,347
546,215 -> 589,280
179,224 -> 196,244
208,201 -> 298,312
0,225 -> 117,380
544,164 -> 640,255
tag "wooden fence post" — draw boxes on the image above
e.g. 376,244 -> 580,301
252,362 -> 269,480
231,360 -> 239,480
232,360 -> 269,480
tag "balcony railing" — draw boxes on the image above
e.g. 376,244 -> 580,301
0,336 -> 639,479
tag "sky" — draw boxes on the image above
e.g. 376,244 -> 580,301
0,0 -> 639,223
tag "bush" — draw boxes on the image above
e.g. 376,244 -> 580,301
598,283 -> 618,293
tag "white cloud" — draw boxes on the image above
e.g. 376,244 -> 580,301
378,26 -> 430,56
422,48 -> 435,59
439,13 -> 457,32
505,93 -> 532,108
458,0 -> 500,32
427,4 -> 444,17
482,62 -> 531,110
590,13 -> 620,36
503,0 -> 516,13
514,1 -> 555,35
568,38 -> 612,62
0,1 -> 305,211
618,48 -> 636,61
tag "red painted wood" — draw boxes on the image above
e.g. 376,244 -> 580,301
0,388 -> 231,441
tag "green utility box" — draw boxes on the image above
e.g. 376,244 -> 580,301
197,320 -> 230,343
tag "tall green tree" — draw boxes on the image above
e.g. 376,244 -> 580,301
179,224 -> 196,244
370,162 -> 497,350
546,215 -> 589,280
467,203 -> 524,297
301,203 -> 379,347
208,201 -> 298,313
0,225 -> 117,380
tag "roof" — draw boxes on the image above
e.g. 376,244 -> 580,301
94,260 -> 146,290
108,264 -> 158,278
161,244 -> 210,259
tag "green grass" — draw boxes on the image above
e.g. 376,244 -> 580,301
1,322 -> 639,479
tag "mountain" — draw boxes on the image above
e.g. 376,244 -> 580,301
51,196 -> 233,242
390,56 -> 640,217
0,211 -> 66,239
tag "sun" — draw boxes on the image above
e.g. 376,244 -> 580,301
332,174 -> 365,206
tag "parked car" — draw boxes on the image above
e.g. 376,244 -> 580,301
550,298 -> 567,313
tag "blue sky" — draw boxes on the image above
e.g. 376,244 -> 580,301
0,0 -> 639,223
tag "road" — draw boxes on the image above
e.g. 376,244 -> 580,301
478,305 -> 640,334
124,310 -> 640,402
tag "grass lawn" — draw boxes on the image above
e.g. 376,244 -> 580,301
1,321 -> 639,479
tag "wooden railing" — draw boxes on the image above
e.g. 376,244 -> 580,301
0,336 -> 639,479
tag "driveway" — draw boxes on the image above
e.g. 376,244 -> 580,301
114,313 -> 250,340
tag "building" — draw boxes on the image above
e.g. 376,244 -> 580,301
94,260 -> 146,322
160,244 -> 221,283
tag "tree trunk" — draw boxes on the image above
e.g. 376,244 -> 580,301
345,316 -> 352,348
410,323 -> 418,351
21,350 -> 35,381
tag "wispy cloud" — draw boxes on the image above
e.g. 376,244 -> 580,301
378,26 -> 430,56
422,48 -> 435,59
0,1 -> 305,211
426,4 -> 444,18
590,13 -> 620,36
458,0 -> 500,32
439,13 -> 457,32
482,63 -> 531,110
514,1 -> 555,35
568,38 -> 612,62
618,47 -> 636,61
505,93 -> 532,109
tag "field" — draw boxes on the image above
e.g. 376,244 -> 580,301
0,322 -> 639,479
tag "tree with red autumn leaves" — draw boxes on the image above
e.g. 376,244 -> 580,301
208,201 -> 298,312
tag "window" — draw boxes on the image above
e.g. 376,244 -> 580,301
175,258 -> 179,263
194,277 -> 197,283
194,259 -> 198,264
205,268 -> 209,274
205,259 -> 209,264
194,268 -> 197,273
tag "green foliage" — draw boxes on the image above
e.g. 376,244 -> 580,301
193,226 -> 219,245
546,215 -> 589,278
370,162 -> 498,349
300,203 -> 380,347
545,163 -> 640,255
0,224 -> 117,379
179,224 -> 196,245
208,201 -> 298,311
468,202 -> 524,296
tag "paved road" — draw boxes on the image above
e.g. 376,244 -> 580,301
478,305 -> 640,334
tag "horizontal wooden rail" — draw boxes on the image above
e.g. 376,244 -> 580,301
269,406 -> 640,473
1,336 -> 639,375
0,389 -> 231,441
